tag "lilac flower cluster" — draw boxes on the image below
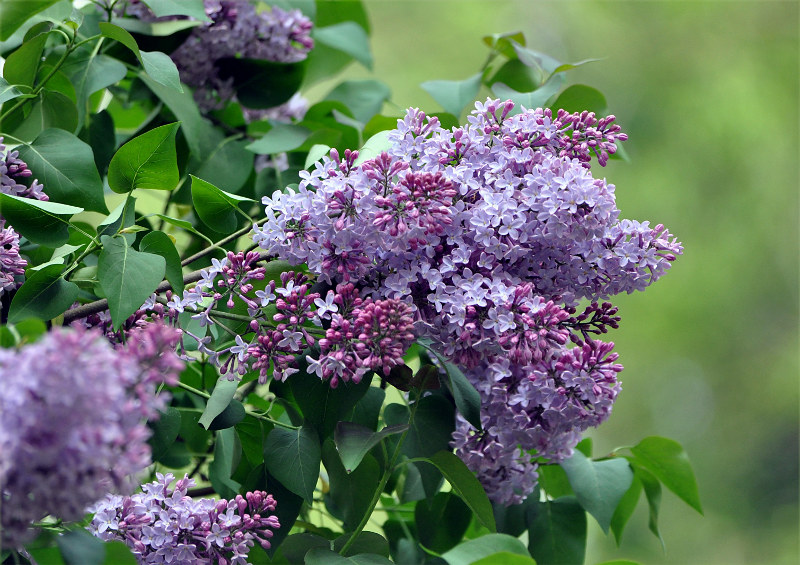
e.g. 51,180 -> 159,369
116,1 -> 313,111
0,324 -> 183,548
88,473 -> 280,565
0,219 -> 25,299
1,137 -> 47,298
255,98 -> 682,504
0,136 -> 46,201
167,251 -> 416,387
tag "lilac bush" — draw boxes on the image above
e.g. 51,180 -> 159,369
0,324 -> 183,548
88,473 -> 280,565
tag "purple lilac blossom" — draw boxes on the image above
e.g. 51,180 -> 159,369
88,473 -> 280,565
0,220 -> 25,298
255,98 -> 681,504
115,1 -> 313,111
0,324 -> 183,548
0,137 -> 47,201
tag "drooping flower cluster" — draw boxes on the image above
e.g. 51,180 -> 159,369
1,137 -> 47,298
255,98 -> 682,504
88,473 -> 280,565
115,0 -> 313,111
0,324 -> 183,548
165,251 -> 415,386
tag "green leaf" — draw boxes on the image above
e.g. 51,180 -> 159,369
57,529 -> 105,565
471,552 -> 537,565
383,395 -> 454,498
314,22 -> 372,70
304,549 -> 393,565
63,50 -> 127,127
418,451 -> 497,533
417,342 -> 482,429
16,128 -> 107,212
334,421 -> 407,473
551,84 -> 608,115
246,123 -> 312,155
538,464 -> 573,499
491,79 -> 563,115
488,59 -> 542,93
610,476 -> 643,546
635,465 -> 665,548
305,143 -> 332,169
420,73 -> 482,118
440,534 -> 530,565
102,541 -> 138,564
139,230 -> 184,294
0,193 -> 82,246
0,77 -> 24,104
276,363 -> 373,438
236,414 -> 266,466
142,0 -> 209,20
322,438 -> 380,530
415,492 -> 472,553
10,90 -> 78,141
209,426 -> 242,499
139,73 -> 219,159
108,122 -> 180,193
332,532 -> 390,558
198,376 -> 240,429
217,58 -> 306,109
8,264 -> 79,323
209,398 -> 246,431
551,58 -> 603,75
526,496 -> 586,565
190,175 -> 254,233
559,451 -> 633,533
191,136 -> 254,194
149,406 -> 181,462
98,22 -> 182,92
3,32 -> 48,87
629,436 -> 703,514
482,31 -> 526,59
150,213 -> 214,244
97,235 -> 166,329
325,80 -> 391,123
353,130 -> 391,165
0,0 -> 59,41
98,194 -> 136,238
263,424 -> 321,503
85,109 -> 116,175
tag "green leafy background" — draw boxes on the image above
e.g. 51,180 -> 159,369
304,2 -> 798,564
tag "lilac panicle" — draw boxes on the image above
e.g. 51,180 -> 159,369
88,473 -> 280,565
255,98 -> 679,504
0,325 -> 183,548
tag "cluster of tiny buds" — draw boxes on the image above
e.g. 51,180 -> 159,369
563,301 -> 621,345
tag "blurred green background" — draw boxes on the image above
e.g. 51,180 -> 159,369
308,1 -> 799,563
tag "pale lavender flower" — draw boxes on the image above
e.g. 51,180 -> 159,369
0,325 -> 183,548
88,473 -> 280,564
